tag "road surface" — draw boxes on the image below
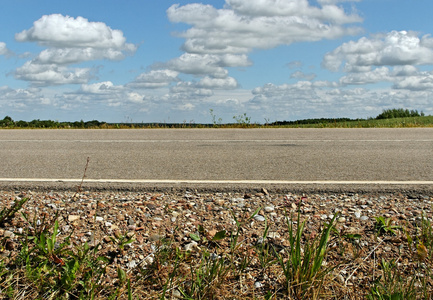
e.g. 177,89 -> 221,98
0,128 -> 432,193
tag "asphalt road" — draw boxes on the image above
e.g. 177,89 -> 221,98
0,128 -> 432,193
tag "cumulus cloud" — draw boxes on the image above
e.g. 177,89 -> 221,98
0,86 -> 52,110
128,70 -> 180,89
157,0 -> 362,104
0,42 -> 13,57
80,81 -> 124,94
14,14 -> 136,86
168,0 -> 362,55
162,53 -> 232,78
248,80 -> 433,121
323,31 -> 433,72
16,14 -> 135,50
197,76 -> 238,89
226,0 -> 362,24
15,61 -> 95,86
321,31 -> 433,91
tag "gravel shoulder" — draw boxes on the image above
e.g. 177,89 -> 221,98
1,188 -> 433,298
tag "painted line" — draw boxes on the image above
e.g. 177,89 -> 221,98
1,139 -> 433,143
0,178 -> 432,185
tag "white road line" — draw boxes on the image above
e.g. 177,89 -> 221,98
1,139 -> 433,143
0,178 -> 432,185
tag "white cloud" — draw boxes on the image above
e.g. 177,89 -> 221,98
15,61 -> 95,86
168,0 -> 362,55
35,47 -> 128,65
80,81 -> 124,94
323,31 -> 433,72
226,0 -> 362,24
170,81 -> 214,98
392,71 -> 433,91
129,70 -> 180,89
0,42 -> 13,57
163,53 -> 229,78
248,81 -> 433,120
14,14 -> 136,86
0,86 -> 53,110
290,71 -> 317,81
339,67 -> 391,86
16,14 -> 135,51
197,76 -> 238,89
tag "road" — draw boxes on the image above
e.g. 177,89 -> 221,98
0,128 -> 432,193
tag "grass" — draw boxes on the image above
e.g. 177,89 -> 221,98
1,196 -> 433,299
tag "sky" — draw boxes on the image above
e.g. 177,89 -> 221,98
1,0 -> 433,124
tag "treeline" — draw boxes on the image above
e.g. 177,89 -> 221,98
0,116 -> 106,128
0,108 -> 427,128
271,117 -> 357,126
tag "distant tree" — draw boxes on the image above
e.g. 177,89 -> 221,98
376,108 -> 423,119
0,116 -> 14,127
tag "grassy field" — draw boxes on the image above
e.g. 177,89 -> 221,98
279,116 -> 433,128
2,115 -> 433,129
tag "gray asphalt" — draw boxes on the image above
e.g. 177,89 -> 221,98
1,128 -> 432,193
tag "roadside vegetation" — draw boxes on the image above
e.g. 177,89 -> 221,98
1,194 -> 433,299
1,108 -> 432,129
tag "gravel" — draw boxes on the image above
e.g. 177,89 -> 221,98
1,189 -> 432,297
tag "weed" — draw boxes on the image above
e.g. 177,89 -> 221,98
367,259 -> 417,300
0,197 -> 29,226
374,216 -> 401,235
109,231 -> 135,253
274,207 -> 338,299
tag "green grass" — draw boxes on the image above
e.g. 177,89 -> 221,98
278,116 -> 433,128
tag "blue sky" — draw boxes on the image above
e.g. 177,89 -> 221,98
1,0 -> 433,123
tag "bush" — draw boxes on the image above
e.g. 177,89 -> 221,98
376,108 -> 424,119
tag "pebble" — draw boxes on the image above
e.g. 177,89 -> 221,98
254,281 -> 263,289
254,215 -> 266,222
184,241 -> 198,251
264,206 -> 275,213
68,215 -> 80,222
4,230 -> 14,239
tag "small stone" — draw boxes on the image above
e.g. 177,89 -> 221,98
184,241 -> 198,251
149,234 -> 164,242
68,215 -> 80,222
47,203 -> 57,210
354,210 -> 361,219
4,230 -> 14,239
264,206 -> 275,213
95,216 -> 104,222
254,281 -> 263,289
338,217 -> 346,223
267,232 -> 280,239
360,216 -> 369,221
127,260 -> 137,268
105,222 -> 112,227
254,215 -> 266,222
